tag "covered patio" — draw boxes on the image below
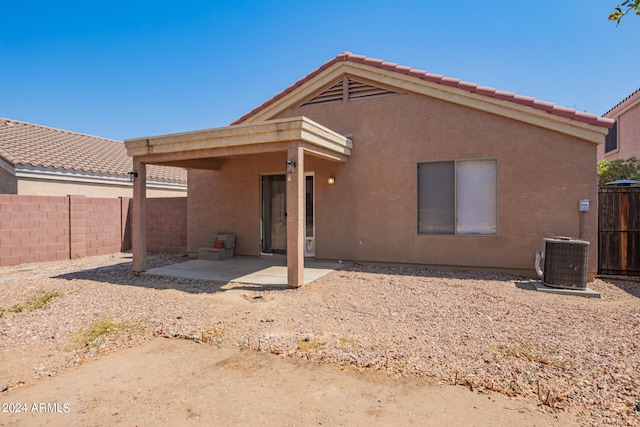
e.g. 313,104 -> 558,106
124,117 -> 352,288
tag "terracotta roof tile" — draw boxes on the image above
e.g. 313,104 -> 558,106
604,87 -> 640,117
0,118 -> 186,183
440,77 -> 461,87
232,52 -> 614,129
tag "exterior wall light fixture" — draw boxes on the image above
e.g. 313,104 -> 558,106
127,172 -> 138,182
328,175 -> 335,185
286,160 -> 296,174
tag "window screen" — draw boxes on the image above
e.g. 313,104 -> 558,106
418,159 -> 497,235
418,162 -> 454,234
605,121 -> 618,153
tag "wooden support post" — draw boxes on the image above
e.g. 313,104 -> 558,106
286,144 -> 304,288
132,159 -> 147,272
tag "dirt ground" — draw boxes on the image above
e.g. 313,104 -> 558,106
1,338 -> 574,426
4,253 -> 639,426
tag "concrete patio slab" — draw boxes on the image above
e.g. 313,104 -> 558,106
144,257 -> 342,287
531,281 -> 601,298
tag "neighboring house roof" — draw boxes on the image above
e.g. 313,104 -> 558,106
233,52 -> 613,135
0,118 -> 186,184
604,87 -> 640,118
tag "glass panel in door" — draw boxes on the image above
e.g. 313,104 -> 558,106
261,173 -> 315,256
261,175 -> 287,254
305,174 -> 315,256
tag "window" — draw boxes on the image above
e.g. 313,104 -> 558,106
418,159 -> 497,235
605,120 -> 618,153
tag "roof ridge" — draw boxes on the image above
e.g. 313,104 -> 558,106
0,117 -> 122,143
604,87 -> 640,116
231,53 -> 613,128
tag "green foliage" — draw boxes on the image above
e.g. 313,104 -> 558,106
0,291 -> 61,317
597,157 -> 640,186
610,0 -> 640,24
78,319 -> 135,346
297,338 -> 326,352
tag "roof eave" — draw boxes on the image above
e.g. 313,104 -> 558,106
237,60 -> 610,145
0,156 -> 16,176
124,116 -> 352,161
14,165 -> 186,188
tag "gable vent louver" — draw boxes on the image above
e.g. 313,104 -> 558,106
348,79 -> 396,100
299,77 -> 399,107
302,80 -> 344,106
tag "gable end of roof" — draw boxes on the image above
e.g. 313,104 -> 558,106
604,87 -> 640,118
232,52 -> 614,136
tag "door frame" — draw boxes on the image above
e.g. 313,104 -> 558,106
260,172 -> 315,257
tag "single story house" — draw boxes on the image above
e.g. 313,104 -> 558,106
598,87 -> 640,162
0,118 -> 187,197
125,52 -> 613,287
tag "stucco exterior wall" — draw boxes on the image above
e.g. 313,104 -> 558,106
17,179 -> 185,198
189,92 -> 599,278
188,152 -> 281,256
598,99 -> 640,162
147,197 -> 188,253
0,168 -> 17,194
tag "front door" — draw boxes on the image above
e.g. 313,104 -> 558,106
261,173 -> 315,256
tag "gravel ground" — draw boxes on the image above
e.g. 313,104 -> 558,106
1,252 -> 639,426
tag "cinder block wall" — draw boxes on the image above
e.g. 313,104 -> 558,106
0,195 -> 186,268
85,197 -> 124,256
0,195 -> 70,266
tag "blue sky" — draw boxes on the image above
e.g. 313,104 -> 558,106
1,1 -> 638,141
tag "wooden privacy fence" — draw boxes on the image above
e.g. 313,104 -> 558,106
598,187 -> 640,276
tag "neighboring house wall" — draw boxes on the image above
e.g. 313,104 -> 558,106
598,89 -> 640,162
0,195 -> 186,267
0,167 -> 17,194
188,92 -> 599,278
17,179 -> 186,198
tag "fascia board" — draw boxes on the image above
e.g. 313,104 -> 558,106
125,117 -> 351,159
241,62 -> 608,145
15,166 -> 186,190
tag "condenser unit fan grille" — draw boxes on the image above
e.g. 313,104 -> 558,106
543,238 -> 589,290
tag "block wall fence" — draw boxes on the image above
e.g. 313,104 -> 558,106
0,195 -> 186,268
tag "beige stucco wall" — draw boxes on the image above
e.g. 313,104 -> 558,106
0,168 -> 17,194
598,100 -> 640,162
189,152 -> 282,256
17,179 -> 186,198
189,92 -> 600,278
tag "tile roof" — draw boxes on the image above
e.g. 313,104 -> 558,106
604,87 -> 640,117
0,118 -> 186,183
232,52 -> 614,128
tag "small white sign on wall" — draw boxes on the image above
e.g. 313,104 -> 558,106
579,199 -> 590,212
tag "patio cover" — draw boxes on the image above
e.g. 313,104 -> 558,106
124,116 -> 352,288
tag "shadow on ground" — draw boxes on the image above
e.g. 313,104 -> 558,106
53,254 -> 290,295
598,276 -> 640,298
53,254 -> 531,295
